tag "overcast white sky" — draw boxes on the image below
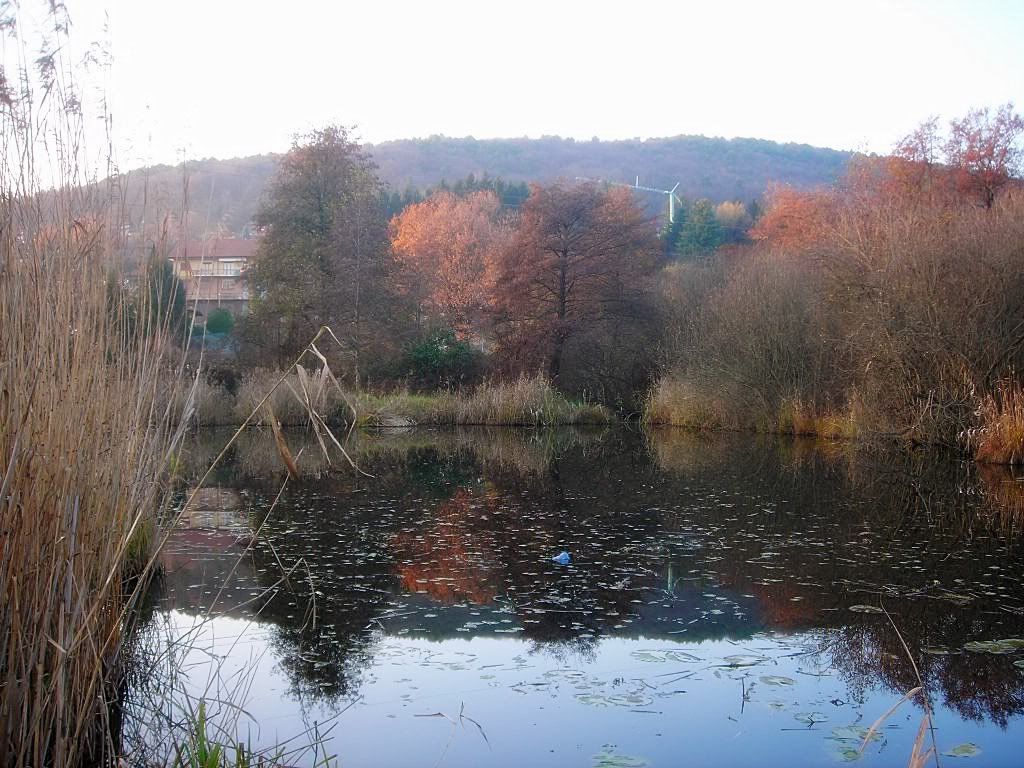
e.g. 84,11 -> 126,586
63,0 -> 1024,171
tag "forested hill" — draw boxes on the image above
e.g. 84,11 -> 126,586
116,135 -> 852,236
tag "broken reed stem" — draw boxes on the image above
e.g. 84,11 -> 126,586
856,604 -> 940,768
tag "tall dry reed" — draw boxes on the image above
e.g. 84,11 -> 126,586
0,5 -> 185,764
967,380 -> 1024,465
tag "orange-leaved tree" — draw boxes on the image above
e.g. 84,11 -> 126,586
389,190 -> 511,338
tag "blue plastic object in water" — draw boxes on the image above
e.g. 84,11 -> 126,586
552,551 -> 571,565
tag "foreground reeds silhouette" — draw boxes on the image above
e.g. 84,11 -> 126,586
0,7 -> 345,764
0,4 -> 193,763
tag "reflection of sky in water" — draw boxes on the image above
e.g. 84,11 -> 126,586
127,429 -> 1024,766
140,612 -> 1021,767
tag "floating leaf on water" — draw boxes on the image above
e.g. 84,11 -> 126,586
848,605 -> 886,614
942,743 -> 981,758
963,639 -> 1024,654
940,593 -> 974,606
921,646 -> 954,656
592,752 -> 648,768
630,649 -> 700,664
795,712 -> 827,724
760,675 -> 796,686
1014,659 -> 1024,670
831,725 -> 881,743
722,654 -> 767,667
576,692 -> 654,709
835,746 -> 862,762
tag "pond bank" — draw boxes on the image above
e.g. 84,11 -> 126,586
179,370 -> 612,428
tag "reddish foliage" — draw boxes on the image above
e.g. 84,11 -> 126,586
492,181 -> 659,381
944,103 -> 1024,208
749,184 -> 835,251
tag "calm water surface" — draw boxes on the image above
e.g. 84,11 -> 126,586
124,429 -> 1024,767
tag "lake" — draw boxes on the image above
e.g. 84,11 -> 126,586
122,428 -> 1024,767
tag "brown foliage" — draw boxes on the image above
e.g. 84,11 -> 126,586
493,182 -> 660,388
654,105 -> 1024,447
749,184 -> 835,251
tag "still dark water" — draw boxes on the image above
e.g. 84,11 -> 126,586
124,428 -> 1024,767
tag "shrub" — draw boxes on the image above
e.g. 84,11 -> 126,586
403,328 -> 482,389
205,307 -> 235,335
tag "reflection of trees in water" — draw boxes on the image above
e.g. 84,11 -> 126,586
975,463 -> 1024,535
164,426 -> 1024,723
392,488 -> 503,605
181,425 -> 611,483
649,428 -> 1024,723
820,601 -> 1024,728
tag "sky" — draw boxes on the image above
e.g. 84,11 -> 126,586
58,0 -> 1024,171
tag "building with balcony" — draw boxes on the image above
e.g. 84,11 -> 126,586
170,237 -> 259,322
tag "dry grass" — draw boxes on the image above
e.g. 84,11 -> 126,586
968,380 -> 1024,465
776,398 -> 859,439
190,372 -> 612,428
642,377 -> 739,430
644,378 -> 857,439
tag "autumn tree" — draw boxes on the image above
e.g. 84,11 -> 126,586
494,181 -> 660,402
244,126 -> 399,379
389,190 -> 510,338
944,103 -> 1023,208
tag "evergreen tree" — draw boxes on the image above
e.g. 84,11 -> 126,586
674,198 -> 722,258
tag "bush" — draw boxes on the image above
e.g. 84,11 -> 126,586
403,328 -> 482,389
205,307 -> 235,335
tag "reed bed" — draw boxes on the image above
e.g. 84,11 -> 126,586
643,378 -> 856,439
967,380 -> 1024,465
0,7 -> 188,763
0,178 -> 183,763
191,370 -> 612,428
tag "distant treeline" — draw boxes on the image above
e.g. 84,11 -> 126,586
108,134 -> 850,237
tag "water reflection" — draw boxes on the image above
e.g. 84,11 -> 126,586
124,428 -> 1024,766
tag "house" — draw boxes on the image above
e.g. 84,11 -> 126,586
169,237 -> 259,322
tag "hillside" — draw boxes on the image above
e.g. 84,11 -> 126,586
114,135 -> 852,236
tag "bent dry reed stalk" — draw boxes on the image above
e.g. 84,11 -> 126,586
119,327 -> 361,766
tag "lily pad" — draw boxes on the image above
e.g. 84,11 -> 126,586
963,638 -> 1024,654
831,725 -> 882,743
921,646 -> 955,655
722,654 -> 767,667
795,711 -> 828,724
593,753 -> 648,768
835,746 -> 862,762
848,605 -> 886,614
760,675 -> 796,686
942,743 -> 981,758
576,692 -> 654,709
630,649 -> 701,663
